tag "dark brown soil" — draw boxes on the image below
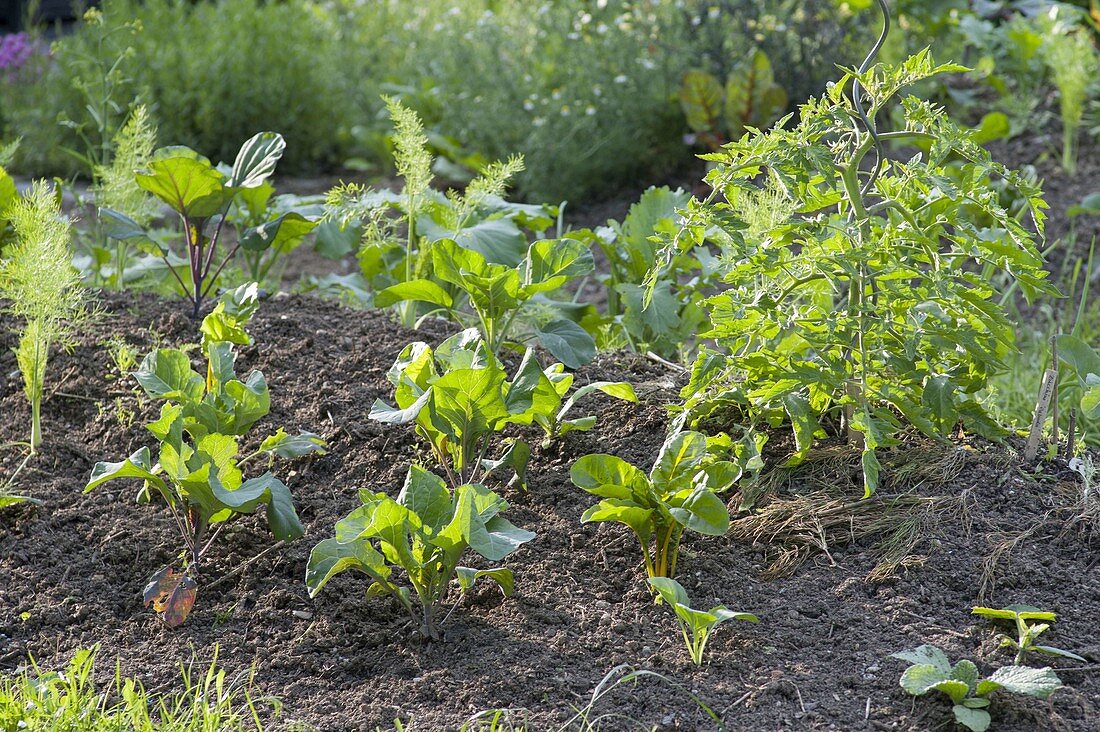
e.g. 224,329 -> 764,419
0,292 -> 1097,732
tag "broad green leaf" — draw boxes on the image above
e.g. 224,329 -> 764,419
922,375 -> 958,435
420,215 -> 528,267
983,665 -> 1062,699
480,439 -> 531,489
239,212 -> 315,253
229,132 -> 286,189
134,349 -> 204,402
98,208 -> 163,255
899,664 -> 951,696
211,471 -> 304,541
430,368 -> 510,446
1067,192 -> 1100,218
136,147 -> 229,218
711,607 -> 759,625
952,705 -> 991,732
535,319 -> 596,369
455,566 -> 516,596
652,431 -> 708,489
370,389 -> 431,424
258,429 -> 327,460
1056,335 -> 1100,382
891,646 -> 953,675
224,371 -> 270,435
397,465 -> 453,535
581,501 -> 654,544
567,381 -> 639,406
680,70 -> 724,133
85,447 -> 167,495
374,279 -> 454,309
521,238 -> 594,294
951,660 -> 980,695
668,488 -> 730,535
571,454 -> 648,498
305,537 -> 390,596
648,576 -> 691,607
970,112 -> 1010,145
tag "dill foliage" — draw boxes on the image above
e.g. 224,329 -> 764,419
0,182 -> 90,451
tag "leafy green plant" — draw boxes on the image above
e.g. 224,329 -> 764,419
972,605 -> 1086,665
101,131 -> 301,317
649,577 -> 757,665
571,430 -> 735,578
305,464 -> 534,640
371,329 -> 635,489
224,183 -> 321,289
588,186 -> 711,359
83,289 -> 324,626
651,37 -> 1055,495
891,645 -> 1062,732
0,181 -> 90,454
327,100 -> 595,365
1040,14 -> 1099,176
680,49 -> 787,151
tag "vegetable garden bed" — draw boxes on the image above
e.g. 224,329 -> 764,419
0,292 -> 1096,731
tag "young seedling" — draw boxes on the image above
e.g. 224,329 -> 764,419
84,291 -> 324,626
891,645 -> 1062,732
0,181 -> 91,454
649,577 -> 757,666
370,329 -> 634,489
305,465 -> 534,640
571,430 -> 736,578
971,605 -> 1086,665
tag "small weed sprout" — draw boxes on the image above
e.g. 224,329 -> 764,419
649,577 -> 757,666
971,605 -> 1086,665
0,181 -> 90,453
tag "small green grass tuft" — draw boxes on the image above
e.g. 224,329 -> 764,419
0,646 -> 280,731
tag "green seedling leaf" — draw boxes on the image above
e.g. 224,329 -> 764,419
374,279 -> 454,309
1066,192 -> 1100,217
136,147 -> 230,218
571,454 -> 648,498
952,705 -> 991,732
535,319 -> 596,369
239,212 -> 315,253
229,132 -> 286,189
983,665 -> 1062,699
455,567 -> 515,596
134,350 -> 204,402
258,429 -> 327,460
305,537 -> 391,597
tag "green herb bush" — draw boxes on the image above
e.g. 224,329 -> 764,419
653,47 -> 1056,496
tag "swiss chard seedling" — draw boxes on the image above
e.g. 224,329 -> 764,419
649,577 -> 757,665
101,132 -> 312,317
971,605 -> 1086,665
892,645 -> 1062,732
305,465 -> 534,639
571,430 -> 736,578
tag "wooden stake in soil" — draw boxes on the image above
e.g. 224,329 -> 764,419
1024,340 -> 1059,461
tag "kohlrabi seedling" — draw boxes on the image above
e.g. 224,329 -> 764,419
84,290 -> 325,626
892,645 -> 1062,732
972,605 -> 1086,665
649,577 -> 757,665
305,464 -> 534,639
370,329 -> 633,489
571,430 -> 736,578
